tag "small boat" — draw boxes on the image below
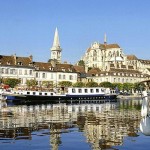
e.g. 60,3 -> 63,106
2,87 -> 118,105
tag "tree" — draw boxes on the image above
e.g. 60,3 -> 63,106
73,82 -> 85,87
112,83 -> 123,91
133,82 -> 146,92
86,81 -> 98,87
99,82 -> 113,88
42,81 -> 53,88
78,60 -> 85,66
26,79 -> 38,89
122,83 -> 134,92
3,78 -> 21,88
58,81 -> 72,87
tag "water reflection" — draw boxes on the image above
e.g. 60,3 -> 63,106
0,100 -> 142,150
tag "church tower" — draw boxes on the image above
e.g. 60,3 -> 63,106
50,27 -> 62,63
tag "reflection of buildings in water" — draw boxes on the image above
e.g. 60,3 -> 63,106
0,101 -> 141,149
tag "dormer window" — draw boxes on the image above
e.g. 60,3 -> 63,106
17,62 -> 23,66
7,61 -> 10,65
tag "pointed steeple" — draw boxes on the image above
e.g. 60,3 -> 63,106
50,27 -> 62,63
51,27 -> 61,51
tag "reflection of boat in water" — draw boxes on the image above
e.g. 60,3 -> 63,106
2,87 -> 118,105
140,91 -> 150,136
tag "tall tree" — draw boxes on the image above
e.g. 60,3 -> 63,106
78,60 -> 85,66
86,81 -> 98,87
3,78 -> 21,88
99,82 -> 113,88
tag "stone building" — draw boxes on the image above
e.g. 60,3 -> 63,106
81,35 -> 150,83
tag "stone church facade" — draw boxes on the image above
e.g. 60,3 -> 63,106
81,35 -> 150,84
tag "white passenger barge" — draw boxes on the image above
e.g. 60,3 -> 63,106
2,87 -> 118,105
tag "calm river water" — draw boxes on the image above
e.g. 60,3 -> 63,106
0,99 -> 150,150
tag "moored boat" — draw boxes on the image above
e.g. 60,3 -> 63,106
2,87 -> 118,105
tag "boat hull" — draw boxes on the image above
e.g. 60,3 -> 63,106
4,94 -> 117,105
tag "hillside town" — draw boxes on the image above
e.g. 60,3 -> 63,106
0,28 -> 150,91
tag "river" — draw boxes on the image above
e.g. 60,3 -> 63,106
0,99 -> 150,150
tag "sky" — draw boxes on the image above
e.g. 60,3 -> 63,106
0,0 -> 150,64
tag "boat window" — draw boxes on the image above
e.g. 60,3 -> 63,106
84,89 -> 88,93
78,89 -> 82,93
101,89 -> 104,92
96,89 -> 99,93
72,89 -> 76,93
33,92 -> 36,95
51,93 -> 53,95
45,93 -> 47,95
27,92 -> 30,95
39,92 -> 42,95
90,89 -> 94,93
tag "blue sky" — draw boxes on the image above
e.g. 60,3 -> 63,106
0,0 -> 150,64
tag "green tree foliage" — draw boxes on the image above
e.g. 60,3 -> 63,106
78,60 -> 85,66
73,82 -> 85,87
122,83 -> 134,91
26,79 -> 38,88
86,81 -> 98,87
42,81 -> 53,88
99,82 -> 113,88
3,78 -> 21,88
58,81 -> 72,87
133,82 -> 146,91
112,83 -> 123,90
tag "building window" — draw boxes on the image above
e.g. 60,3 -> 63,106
10,69 -> 16,75
51,74 -> 53,79
114,78 -> 116,82
24,70 -> 27,75
36,72 -> 39,78
42,73 -> 46,78
29,70 -> 32,75
2,68 -> 4,73
19,70 -> 22,75
63,75 -> 66,79
59,74 -> 61,79
6,68 -> 9,74
69,75 -> 73,80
